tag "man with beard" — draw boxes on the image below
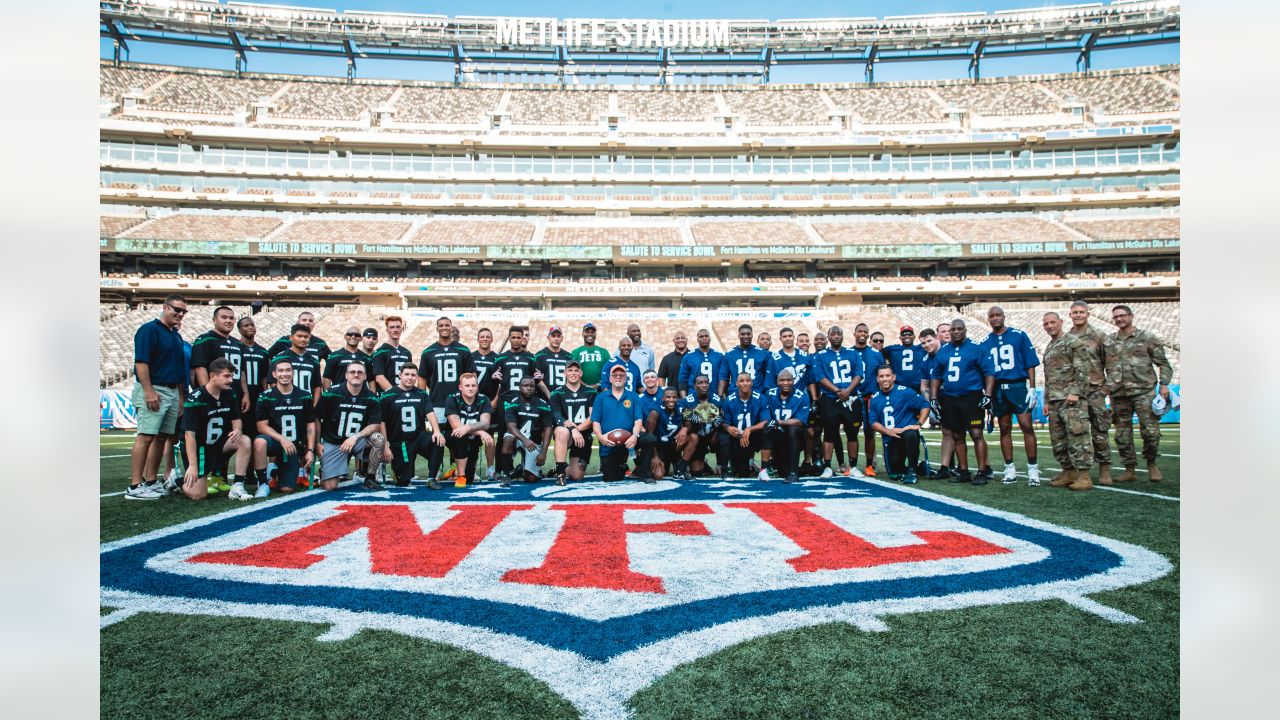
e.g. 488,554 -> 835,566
571,322 -> 611,390
418,316 -> 475,486
602,336 -> 643,393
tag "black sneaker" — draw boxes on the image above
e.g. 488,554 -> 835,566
948,470 -> 970,484
498,473 -> 511,488
936,466 -> 954,480
971,471 -> 988,486
784,472 -> 798,484
426,477 -> 441,490
362,475 -> 384,491
719,466 -> 730,481
554,472 -> 566,486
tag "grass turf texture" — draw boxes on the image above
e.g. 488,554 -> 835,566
100,427 -> 1179,719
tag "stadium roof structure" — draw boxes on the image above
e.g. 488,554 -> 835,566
101,0 -> 1180,83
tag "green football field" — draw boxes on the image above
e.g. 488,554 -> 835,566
100,426 -> 1179,719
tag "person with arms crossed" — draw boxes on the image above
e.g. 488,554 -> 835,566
929,319 -> 997,485
762,368 -> 811,484
980,306 -> 1043,485
549,361 -> 596,485
444,373 -> 495,486
316,363 -> 386,491
127,295 -> 189,500
1041,313 -> 1096,491
810,326 -> 866,479
656,331 -> 688,388
381,363 -> 446,488
1067,300 -> 1115,484
592,365 -> 653,482
419,316 -> 475,485
252,358 -> 316,496
718,324 -> 770,398
1103,304 -> 1175,482
717,372 -> 768,481
868,365 -> 931,485
678,328 -> 723,396
498,376 -> 554,486
627,323 -> 657,374
850,323 -> 885,477
571,322 -> 611,390
180,358 -> 253,500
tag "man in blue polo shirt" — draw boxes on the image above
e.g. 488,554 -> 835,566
127,295 -> 189,500
979,306 -> 1043,485
869,364 -> 931,484
592,364 -> 654,482
929,319 -> 996,485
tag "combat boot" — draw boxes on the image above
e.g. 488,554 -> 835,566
1067,469 -> 1093,492
1049,469 -> 1074,488
1114,466 -> 1138,483
1146,460 -> 1163,482
1096,463 -> 1113,485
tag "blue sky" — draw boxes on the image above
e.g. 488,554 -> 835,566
101,0 -> 1179,83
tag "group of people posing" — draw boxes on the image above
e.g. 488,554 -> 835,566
123,297 -> 1173,500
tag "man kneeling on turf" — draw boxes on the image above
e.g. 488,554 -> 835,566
646,387 -> 686,481
550,361 -> 596,485
869,365 -> 931,484
445,372 -> 495,486
181,358 -> 253,500
253,358 -> 316,495
316,363 -> 386,491
498,376 -> 553,487
380,363 -> 445,488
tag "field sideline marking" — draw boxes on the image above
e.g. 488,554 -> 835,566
1061,596 -> 1141,624
101,608 -> 139,629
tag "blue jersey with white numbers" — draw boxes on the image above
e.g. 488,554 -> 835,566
810,347 -> 865,399
851,346 -> 885,395
930,339 -> 996,396
678,392 -> 724,413
882,343 -> 927,392
977,327 -> 1041,383
765,387 -> 811,424
720,391 -> 768,430
719,345 -> 771,391
601,356 -> 642,392
678,348 -> 725,392
869,384 -> 931,431
763,349 -> 809,390
651,406 -> 685,443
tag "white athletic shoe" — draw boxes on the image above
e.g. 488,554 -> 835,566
254,483 -> 271,499
819,467 -> 834,479
846,466 -> 866,479
758,468 -> 771,482
1027,464 -> 1041,487
124,483 -> 162,501
228,482 -> 252,501
144,480 -> 171,497
1002,465 -> 1019,485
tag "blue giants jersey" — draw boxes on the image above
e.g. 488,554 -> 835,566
882,343 -> 927,391
869,385 -> 931,431
930,339 -> 996,396
978,328 -> 1041,383
679,348 -> 725,392
720,392 -> 768,430
719,345 -> 770,391
652,406 -> 684,443
763,349 -> 808,390
851,346 -> 884,396
637,389 -> 663,422
810,347 -> 864,399
765,388 -> 811,424
601,356 -> 642,392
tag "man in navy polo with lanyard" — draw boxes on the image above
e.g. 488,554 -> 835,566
127,295 -> 189,500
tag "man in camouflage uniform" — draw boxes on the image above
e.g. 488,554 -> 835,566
1041,312 -> 1095,491
1068,300 -> 1113,484
1103,304 -> 1174,482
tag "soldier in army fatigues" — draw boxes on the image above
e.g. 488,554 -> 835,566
1102,304 -> 1175,482
1041,312 -> 1095,491
1068,300 -> 1113,484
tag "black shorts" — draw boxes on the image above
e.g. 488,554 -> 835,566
654,440 -> 679,467
390,434 -> 435,482
182,443 -> 228,477
940,392 -> 985,432
567,432 -> 593,463
446,434 -> 482,463
818,394 -> 863,426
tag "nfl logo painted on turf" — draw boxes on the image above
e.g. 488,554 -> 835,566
102,479 -> 1170,719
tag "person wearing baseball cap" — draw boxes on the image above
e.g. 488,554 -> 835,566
591,364 -> 654,482
535,325 -> 573,397
881,323 -> 930,476
571,322 -> 611,390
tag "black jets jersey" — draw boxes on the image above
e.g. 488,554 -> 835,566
444,393 -> 494,428
238,341 -> 269,398
487,351 -> 539,403
502,396 -> 553,440
550,385 -> 597,434
316,384 -> 382,445
534,347 -> 574,394
270,349 -> 321,395
370,343 -> 414,387
419,342 -> 477,406
256,386 -> 314,443
378,385 -> 433,444
181,386 -> 241,447
190,331 -> 245,389
323,348 -> 374,386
